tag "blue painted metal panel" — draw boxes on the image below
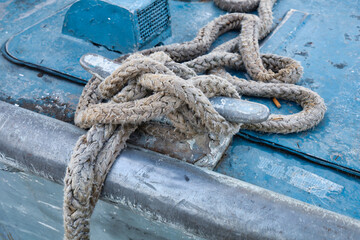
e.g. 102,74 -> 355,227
214,1 -> 360,220
0,0 -> 359,222
236,0 -> 360,175
62,0 -> 138,53
62,0 -> 171,52
216,136 -> 360,220
3,0 -> 171,83
4,6 -> 121,84
0,0 -> 80,122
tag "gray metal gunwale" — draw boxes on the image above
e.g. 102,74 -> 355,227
0,100 -> 359,239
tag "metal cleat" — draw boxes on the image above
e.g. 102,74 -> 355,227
80,53 -> 270,124
80,53 -> 270,169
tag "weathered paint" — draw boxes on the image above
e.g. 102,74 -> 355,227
0,101 -> 360,239
0,0 -> 359,237
3,0 -> 171,84
216,136 -> 360,220
63,0 -> 171,52
239,2 -> 360,175
257,157 -> 344,199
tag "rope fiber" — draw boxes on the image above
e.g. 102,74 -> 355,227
63,0 -> 326,239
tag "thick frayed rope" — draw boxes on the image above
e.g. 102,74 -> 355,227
63,0 -> 326,239
64,52 -> 242,240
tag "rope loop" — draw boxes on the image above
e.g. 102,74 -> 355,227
75,52 -> 241,137
64,1 -> 327,239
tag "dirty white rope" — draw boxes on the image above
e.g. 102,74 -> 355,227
63,0 -> 326,239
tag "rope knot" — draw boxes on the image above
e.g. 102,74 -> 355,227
75,52 -> 241,140
65,1 -> 326,239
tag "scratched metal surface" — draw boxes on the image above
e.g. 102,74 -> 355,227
0,162 -> 198,240
0,0 -> 359,233
215,136 -> 360,220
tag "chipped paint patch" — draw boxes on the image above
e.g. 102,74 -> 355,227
258,156 -> 344,199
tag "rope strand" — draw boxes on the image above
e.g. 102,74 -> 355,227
63,1 -> 326,239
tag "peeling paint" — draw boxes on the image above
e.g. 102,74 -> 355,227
258,156 -> 344,199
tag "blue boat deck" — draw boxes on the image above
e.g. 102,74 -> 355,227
0,0 -> 359,239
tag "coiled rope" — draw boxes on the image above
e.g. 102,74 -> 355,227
63,0 -> 326,239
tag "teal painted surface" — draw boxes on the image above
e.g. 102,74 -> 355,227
4,6 -> 121,84
237,0 -> 360,176
214,1 -> 360,221
0,0 -> 81,122
0,0 -> 359,231
62,0 -> 171,53
63,0 -> 138,53
3,0 -> 171,84
216,136 -> 360,220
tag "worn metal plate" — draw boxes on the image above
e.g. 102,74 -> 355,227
3,6 -> 120,84
0,0 -> 80,122
216,136 -> 360,220
235,2 -> 360,176
129,130 -> 233,169
3,0 -> 171,84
